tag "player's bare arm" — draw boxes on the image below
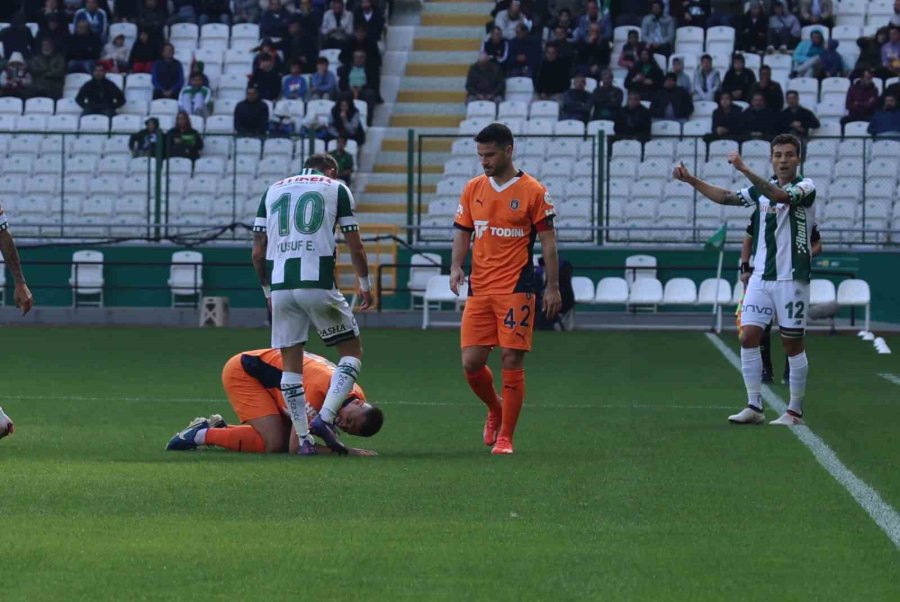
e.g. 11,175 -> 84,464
727,150 -> 790,204
343,229 -> 372,310
672,161 -> 743,206
538,227 -> 562,320
740,235 -> 753,285
449,228 -> 470,296
0,229 -> 33,315
251,231 -> 270,309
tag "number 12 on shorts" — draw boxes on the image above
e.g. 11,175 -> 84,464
503,305 -> 531,329
784,301 -> 805,319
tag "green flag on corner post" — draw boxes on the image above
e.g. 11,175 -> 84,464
704,223 -> 727,251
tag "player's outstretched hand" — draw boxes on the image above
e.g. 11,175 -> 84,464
14,282 -> 32,315
672,161 -> 692,182
449,267 -> 466,296
726,150 -> 746,171
348,447 -> 378,457
543,285 -> 562,320
358,290 -> 373,311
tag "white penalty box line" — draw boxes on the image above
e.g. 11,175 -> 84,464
706,333 -> 900,550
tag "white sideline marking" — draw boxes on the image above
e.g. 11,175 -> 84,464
706,333 -> 900,549
878,373 -> 900,387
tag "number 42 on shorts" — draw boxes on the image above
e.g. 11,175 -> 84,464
503,305 -> 531,329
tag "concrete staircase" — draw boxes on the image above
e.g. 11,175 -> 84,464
355,0 -> 491,226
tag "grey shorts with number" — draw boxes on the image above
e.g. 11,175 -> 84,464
271,288 -> 360,348
741,278 -> 810,338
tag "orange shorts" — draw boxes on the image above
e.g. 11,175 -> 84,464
221,355 -> 285,423
460,292 -> 535,351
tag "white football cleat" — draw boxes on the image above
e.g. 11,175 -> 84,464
0,406 -> 14,439
769,412 -> 804,426
728,406 -> 765,425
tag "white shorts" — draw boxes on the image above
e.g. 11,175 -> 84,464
740,278 -> 810,338
271,288 -> 360,348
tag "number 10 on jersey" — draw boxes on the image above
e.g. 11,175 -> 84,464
271,191 -> 326,236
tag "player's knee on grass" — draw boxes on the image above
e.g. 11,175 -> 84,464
740,325 -> 764,349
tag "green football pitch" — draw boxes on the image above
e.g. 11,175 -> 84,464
1,327 -> 898,600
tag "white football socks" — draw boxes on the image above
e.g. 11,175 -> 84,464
741,346 -> 763,411
281,371 -> 309,438
194,428 -> 207,445
319,356 -> 362,424
787,352 -> 808,416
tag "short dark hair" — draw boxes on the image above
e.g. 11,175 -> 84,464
771,133 -> 801,155
474,122 -> 514,148
759,64 -> 771,73
700,53 -> 712,61
317,56 -> 328,65
357,404 -> 384,437
304,153 -> 339,173
785,90 -> 799,98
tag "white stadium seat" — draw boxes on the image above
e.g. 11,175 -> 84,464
594,277 -> 629,305
663,278 -> 698,304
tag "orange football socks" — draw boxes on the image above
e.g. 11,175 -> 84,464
499,368 -> 525,440
205,425 -> 266,453
464,366 -> 502,414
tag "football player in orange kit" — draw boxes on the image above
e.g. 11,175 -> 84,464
166,349 -> 384,455
450,123 -> 562,455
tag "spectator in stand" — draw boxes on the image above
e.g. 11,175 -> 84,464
152,43 -> 184,99
309,57 -> 338,99
778,90 -> 819,137
853,29 -> 892,80
354,0 -> 385,42
575,22 -> 611,78
884,27 -> 900,76
99,33 -> 131,73
129,29 -> 161,74
614,90 -> 652,141
129,117 -> 161,156
617,29 -> 645,71
341,25 -> 382,73
252,39 -> 284,74
249,53 -> 282,101
338,49 -> 379,124
295,0 -> 321,40
0,14 -> 36,60
234,86 -> 269,136
73,0 -> 109,44
677,0 -> 710,28
590,68 -> 623,121
138,0 -> 168,43
482,27 -> 510,65
534,43 -> 571,101
869,95 -> 900,136
797,0 -> 833,28
495,1 -> 532,41
66,19 -> 103,74
705,91 -> 743,142
321,0 -> 354,49
842,68 -> 880,125
670,57 -> 691,93
38,14 -> 69,53
260,0 -> 291,40
708,0 -> 741,28
466,51 -> 505,103
268,105 -> 297,137
740,1 -> 768,54
26,39 -> 65,99
168,0 -> 199,26
36,0 -> 67,30
767,1 -> 800,53
893,0 -> 900,27
282,20 -> 319,74
650,72 -> 693,120
329,136 -> 354,185
749,65 -> 783,112
548,10 -> 577,44
282,60 -> 309,100
75,63 -> 125,115
232,0 -> 261,25
199,0 -> 232,26
0,54 -> 32,99
327,95 -> 365,144
549,24 -> 576,60
792,29 -> 825,77
507,22 -> 541,77
178,72 -> 213,117
721,52 -> 755,102
641,1 -> 674,56
742,91 -> 778,139
576,1 -> 611,43
166,111 -> 204,160
818,39 -> 845,77
692,53 -> 721,102
624,48 -> 664,99
561,73 -> 592,122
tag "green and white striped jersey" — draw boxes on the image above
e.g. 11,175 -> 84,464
738,175 -> 816,282
253,168 -> 359,290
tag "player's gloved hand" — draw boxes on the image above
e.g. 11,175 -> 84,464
449,267 -> 466,296
14,282 -> 32,315
543,285 -> 562,320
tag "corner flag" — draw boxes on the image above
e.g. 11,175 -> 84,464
704,223 -> 728,333
704,223 -> 727,251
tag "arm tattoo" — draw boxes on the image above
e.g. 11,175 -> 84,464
742,169 -> 785,201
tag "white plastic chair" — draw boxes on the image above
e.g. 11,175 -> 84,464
69,250 -> 104,307
836,279 -> 871,332
594,277 -> 629,305
624,254 -> 657,287
421,275 -> 467,329
168,250 -> 203,306
408,252 -> 442,309
663,278 -> 698,304
628,278 -> 663,309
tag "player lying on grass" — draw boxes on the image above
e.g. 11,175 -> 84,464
166,349 -> 384,456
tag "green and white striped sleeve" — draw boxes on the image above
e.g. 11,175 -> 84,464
735,186 -> 759,208
252,189 -> 268,232
336,183 -> 359,233
783,178 -> 816,207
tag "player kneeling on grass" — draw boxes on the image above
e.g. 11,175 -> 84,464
166,349 -> 384,456
674,133 -> 814,426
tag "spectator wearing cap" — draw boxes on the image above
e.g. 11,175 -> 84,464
561,73 -> 593,122
778,90 -> 819,137
130,117 -> 161,156
534,44 -> 571,101
178,72 -> 214,117
261,0 -> 291,39
842,68 -> 880,125
590,69 -> 623,121
482,27 -> 510,65
329,136 -> 354,185
73,0 -> 109,43
749,65 -> 783,112
249,53 -> 283,101
495,1 -> 532,41
0,53 -> 32,99
199,0 -> 232,26
624,48 -> 664,99
743,91 -> 778,139
129,29 -> 161,74
309,57 -> 339,100
152,43 -> 184,99
670,57 -> 692,94
167,0 -> 200,26
705,91 -> 743,142
792,29 -> 825,77
692,53 -> 720,102
354,0 -> 385,42
75,63 -> 125,116
739,2 -> 768,54
641,1 -> 674,56
721,53 -> 755,102
507,22 -> 541,77
576,1 -> 611,43
614,91 -> 652,142
767,1 -> 800,52
868,95 -> 900,136
575,22 -> 612,79
0,14 -> 36,60
232,0 -> 261,25
321,0 -> 354,49
650,72 -> 693,120
234,86 -> 270,136
100,33 -> 131,73
617,30 -> 645,71
282,20 -> 319,74
282,61 -> 309,100
466,51 -> 505,103
797,0 -> 833,28
66,19 -> 103,74
166,111 -> 204,161
27,39 -> 66,99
